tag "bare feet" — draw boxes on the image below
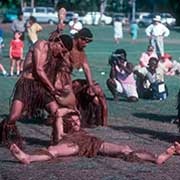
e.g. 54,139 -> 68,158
166,145 -> 176,155
10,144 -> 30,164
174,141 -> 180,154
156,145 -> 175,165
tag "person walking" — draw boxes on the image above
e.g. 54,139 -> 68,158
145,15 -> 170,57
11,11 -> 26,41
113,17 -> 123,44
26,16 -> 43,45
129,20 -> 139,43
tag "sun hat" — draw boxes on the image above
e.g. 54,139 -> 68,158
73,13 -> 79,19
160,53 -> 172,60
153,15 -> 161,22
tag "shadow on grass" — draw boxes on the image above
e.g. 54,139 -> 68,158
0,114 -> 8,119
109,125 -> 180,143
132,112 -> 176,123
106,97 -> 128,102
19,117 -> 47,125
24,136 -> 49,146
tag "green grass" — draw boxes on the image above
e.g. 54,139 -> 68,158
0,24 -> 180,122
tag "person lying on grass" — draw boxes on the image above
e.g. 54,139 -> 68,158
9,109 -> 178,165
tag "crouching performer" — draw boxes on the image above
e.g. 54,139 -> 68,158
72,79 -> 107,127
9,110 -> 177,165
0,32 -> 76,147
70,28 -> 108,127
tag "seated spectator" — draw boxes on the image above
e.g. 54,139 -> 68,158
158,53 -> 173,76
106,49 -> 138,102
159,53 -> 180,76
134,57 -> 168,100
171,59 -> 180,75
138,45 -> 158,68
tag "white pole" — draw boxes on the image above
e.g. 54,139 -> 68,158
132,0 -> 136,21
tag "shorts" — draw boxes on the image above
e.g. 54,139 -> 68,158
12,56 -> 21,61
114,79 -> 138,98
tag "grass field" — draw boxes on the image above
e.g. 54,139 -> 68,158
1,24 -> 180,180
0,24 -> 180,121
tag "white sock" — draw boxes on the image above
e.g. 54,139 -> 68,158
2,71 -> 7,75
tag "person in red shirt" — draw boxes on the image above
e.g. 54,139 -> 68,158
9,31 -> 24,76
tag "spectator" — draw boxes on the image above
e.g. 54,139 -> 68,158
113,17 -> 123,44
68,13 -> 83,37
11,11 -> 26,41
107,49 -> 138,102
158,53 -> 173,76
145,15 -> 170,57
26,16 -> 43,45
134,57 -> 168,100
170,59 -> 180,75
135,45 -> 158,69
9,31 -> 24,76
129,20 -> 139,43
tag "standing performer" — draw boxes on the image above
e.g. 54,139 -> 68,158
0,33 -> 75,147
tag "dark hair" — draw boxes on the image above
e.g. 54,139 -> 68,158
147,45 -> 154,51
114,49 -> 127,59
17,11 -> 23,16
74,27 -> 93,40
60,34 -> 73,51
109,48 -> 127,66
148,57 -> 158,65
49,31 -> 73,51
29,16 -> 36,23
13,31 -> 22,39
62,111 -> 80,133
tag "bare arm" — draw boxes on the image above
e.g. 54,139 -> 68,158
33,41 -> 56,93
82,55 -> 94,87
117,62 -> 134,75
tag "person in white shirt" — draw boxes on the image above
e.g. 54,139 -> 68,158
145,15 -> 170,57
113,17 -> 123,44
68,13 -> 83,37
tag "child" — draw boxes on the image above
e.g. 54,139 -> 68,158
9,31 -> 24,76
0,28 -> 7,76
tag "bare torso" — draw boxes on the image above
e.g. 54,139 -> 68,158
70,43 -> 86,70
22,40 -> 49,80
